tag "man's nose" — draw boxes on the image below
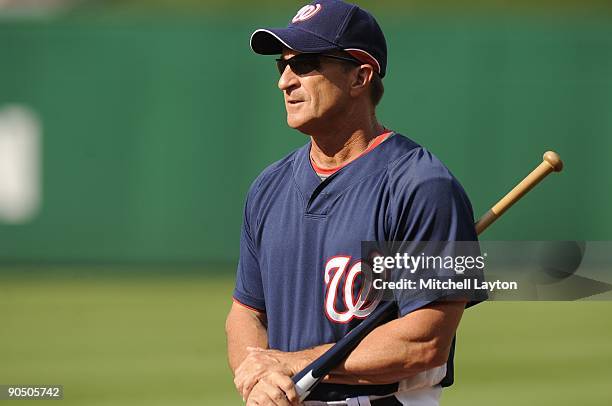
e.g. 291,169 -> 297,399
278,65 -> 299,91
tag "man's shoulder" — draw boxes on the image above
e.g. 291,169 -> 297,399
385,133 -> 456,184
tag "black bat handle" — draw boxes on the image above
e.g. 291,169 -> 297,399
292,300 -> 398,401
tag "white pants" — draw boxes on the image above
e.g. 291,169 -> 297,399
303,385 -> 442,406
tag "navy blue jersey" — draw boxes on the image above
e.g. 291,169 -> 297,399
233,133 -> 478,399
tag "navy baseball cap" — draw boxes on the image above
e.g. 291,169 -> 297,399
250,0 -> 388,78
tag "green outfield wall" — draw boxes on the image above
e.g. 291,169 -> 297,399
0,14 -> 611,264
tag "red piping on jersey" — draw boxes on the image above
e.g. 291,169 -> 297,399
232,297 -> 266,313
310,130 -> 393,176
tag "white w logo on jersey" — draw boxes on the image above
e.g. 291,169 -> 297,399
324,256 -> 382,323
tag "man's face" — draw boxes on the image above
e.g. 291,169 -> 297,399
277,49 -> 355,133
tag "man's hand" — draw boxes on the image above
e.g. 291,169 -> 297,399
234,347 -> 298,401
245,372 -> 300,406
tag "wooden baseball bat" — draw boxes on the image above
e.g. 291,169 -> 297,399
475,151 -> 563,234
293,151 -> 564,401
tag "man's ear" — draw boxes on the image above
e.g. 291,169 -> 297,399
350,65 -> 375,97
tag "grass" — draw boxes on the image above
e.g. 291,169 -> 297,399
0,272 -> 610,405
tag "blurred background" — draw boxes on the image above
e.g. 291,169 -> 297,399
0,0 -> 611,405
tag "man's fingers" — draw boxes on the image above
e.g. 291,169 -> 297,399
274,374 -> 299,405
235,366 -> 260,400
234,358 -> 267,399
234,373 -> 255,400
234,373 -> 244,390
236,348 -> 299,403
260,373 -> 300,406
255,379 -> 292,406
245,395 -> 260,406
247,382 -> 285,406
241,375 -> 259,401
247,376 -> 297,406
234,362 -> 249,392
233,375 -> 244,399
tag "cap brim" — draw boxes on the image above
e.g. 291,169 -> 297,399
250,27 -> 339,55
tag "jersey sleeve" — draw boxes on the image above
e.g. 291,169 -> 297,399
232,188 -> 266,312
388,149 -> 485,316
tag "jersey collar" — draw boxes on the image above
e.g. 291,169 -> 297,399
293,132 -> 400,213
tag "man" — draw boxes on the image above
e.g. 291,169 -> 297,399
226,1 -> 480,405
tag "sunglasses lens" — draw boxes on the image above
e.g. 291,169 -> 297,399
276,60 -> 288,75
292,57 -> 319,75
276,55 -> 320,75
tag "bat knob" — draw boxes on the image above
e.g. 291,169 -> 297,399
543,151 -> 563,172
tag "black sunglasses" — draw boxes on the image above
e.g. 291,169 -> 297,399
275,53 -> 360,76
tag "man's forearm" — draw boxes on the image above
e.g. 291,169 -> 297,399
278,301 -> 465,385
327,315 -> 448,384
279,324 -> 442,385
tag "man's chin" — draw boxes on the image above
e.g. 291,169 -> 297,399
287,114 -> 326,135
286,116 -> 311,134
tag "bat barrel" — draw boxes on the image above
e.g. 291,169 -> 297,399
475,151 -> 563,234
